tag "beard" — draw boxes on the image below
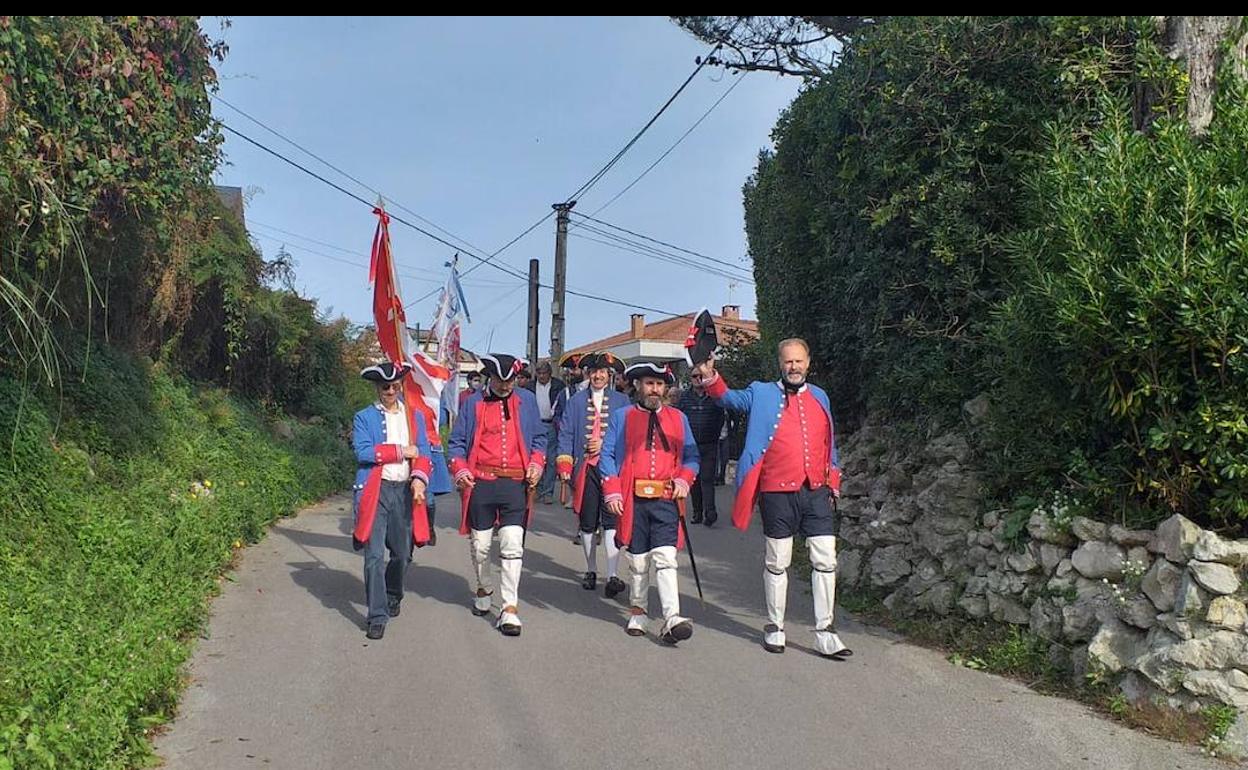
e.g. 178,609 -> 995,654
640,394 -> 662,410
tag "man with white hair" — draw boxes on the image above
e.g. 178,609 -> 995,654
351,361 -> 432,640
693,339 -> 851,659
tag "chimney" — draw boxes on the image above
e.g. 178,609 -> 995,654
721,304 -> 740,320
630,314 -> 646,339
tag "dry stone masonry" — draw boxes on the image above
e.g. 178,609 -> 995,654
836,402 -> 1248,755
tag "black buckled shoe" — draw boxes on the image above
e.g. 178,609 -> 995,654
581,571 -> 597,590
762,623 -> 785,654
660,618 -> 693,645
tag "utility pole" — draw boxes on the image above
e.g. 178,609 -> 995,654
526,258 -> 540,363
550,201 -> 575,360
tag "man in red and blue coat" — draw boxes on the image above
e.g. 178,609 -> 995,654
556,352 -> 631,597
553,351 -> 587,515
448,353 -> 547,637
601,361 -> 700,644
694,338 -> 852,659
352,362 -> 433,640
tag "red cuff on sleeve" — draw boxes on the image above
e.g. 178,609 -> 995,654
704,373 -> 728,399
375,444 -> 403,464
410,456 -> 432,479
602,476 -> 622,498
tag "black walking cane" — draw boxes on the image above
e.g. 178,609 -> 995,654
676,498 -> 705,610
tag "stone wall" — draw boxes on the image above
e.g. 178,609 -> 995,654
835,407 -> 1248,752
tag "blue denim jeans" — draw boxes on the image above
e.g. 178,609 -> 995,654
537,421 -> 558,499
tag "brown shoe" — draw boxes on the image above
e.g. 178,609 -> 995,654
472,588 -> 492,616
626,607 -> 647,637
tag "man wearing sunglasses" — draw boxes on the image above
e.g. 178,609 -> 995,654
352,362 -> 433,640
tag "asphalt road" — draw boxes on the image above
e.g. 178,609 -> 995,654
156,490 -> 1219,770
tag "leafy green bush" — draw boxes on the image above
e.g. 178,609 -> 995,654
0,17 -> 223,383
0,356 -> 350,770
743,17 -> 1133,424
996,81 -> 1248,525
739,15 -> 1248,525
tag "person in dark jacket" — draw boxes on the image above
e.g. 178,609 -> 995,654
676,379 -> 725,526
524,360 -> 564,504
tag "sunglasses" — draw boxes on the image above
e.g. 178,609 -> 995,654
379,382 -> 402,392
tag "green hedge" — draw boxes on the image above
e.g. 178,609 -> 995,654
0,349 -> 351,769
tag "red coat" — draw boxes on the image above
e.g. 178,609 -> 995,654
599,405 -> 699,548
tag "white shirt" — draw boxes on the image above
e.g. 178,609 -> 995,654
536,380 -> 554,420
591,388 -> 605,412
379,403 -> 411,482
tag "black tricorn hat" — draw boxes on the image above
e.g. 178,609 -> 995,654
361,361 -> 412,383
480,353 -> 526,381
584,351 -> 625,374
683,307 -> 719,366
624,360 -> 675,385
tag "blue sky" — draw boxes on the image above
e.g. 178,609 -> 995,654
210,16 -> 801,355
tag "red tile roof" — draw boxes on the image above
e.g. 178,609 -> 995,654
565,312 -> 759,357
